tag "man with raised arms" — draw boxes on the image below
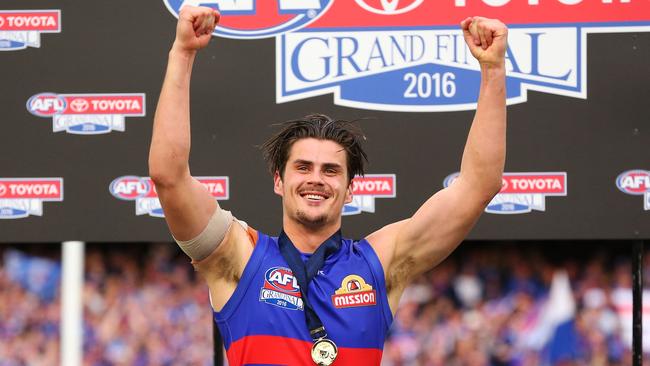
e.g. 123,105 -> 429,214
149,5 -> 507,365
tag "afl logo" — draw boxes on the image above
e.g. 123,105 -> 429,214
109,176 -> 151,201
26,93 -> 67,117
163,0 -> 334,39
616,170 -> 650,195
354,0 -> 424,15
264,267 -> 300,294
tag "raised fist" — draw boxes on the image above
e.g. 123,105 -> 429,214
174,5 -> 220,52
460,17 -> 508,67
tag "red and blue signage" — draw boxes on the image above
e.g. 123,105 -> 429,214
0,10 -> 61,51
343,174 -> 396,216
445,172 -> 567,214
163,0 -> 333,39
0,178 -> 63,219
162,1 -> 650,111
616,170 -> 650,210
277,1 -> 650,111
110,176 -> 229,217
27,93 -> 146,135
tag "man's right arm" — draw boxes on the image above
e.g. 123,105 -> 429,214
149,6 -> 255,311
149,6 -> 221,242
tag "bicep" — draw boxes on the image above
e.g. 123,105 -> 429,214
394,179 -> 491,276
155,174 -> 218,241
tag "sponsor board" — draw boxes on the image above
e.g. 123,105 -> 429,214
259,266 -> 304,310
343,174 -> 396,216
163,0 -> 650,111
616,170 -> 650,211
0,178 -> 63,219
163,0 -> 333,39
277,1 -> 650,111
331,274 -> 376,308
444,172 -> 567,214
0,10 -> 60,51
109,176 -> 228,217
26,93 -> 146,134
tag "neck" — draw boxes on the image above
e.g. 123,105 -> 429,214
282,219 -> 341,253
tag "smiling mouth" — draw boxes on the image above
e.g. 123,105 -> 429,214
300,192 -> 329,202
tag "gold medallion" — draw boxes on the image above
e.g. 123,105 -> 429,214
311,338 -> 338,365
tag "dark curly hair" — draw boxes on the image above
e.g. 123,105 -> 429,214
261,114 -> 368,183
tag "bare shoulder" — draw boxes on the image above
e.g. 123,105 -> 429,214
364,219 -> 410,285
193,219 -> 256,311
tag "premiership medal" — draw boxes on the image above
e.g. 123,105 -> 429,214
311,338 -> 338,365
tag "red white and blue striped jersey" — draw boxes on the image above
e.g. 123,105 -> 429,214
213,230 -> 393,366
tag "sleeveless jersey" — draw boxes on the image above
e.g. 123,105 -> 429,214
213,231 -> 393,366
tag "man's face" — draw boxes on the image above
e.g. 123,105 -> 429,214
274,138 -> 353,229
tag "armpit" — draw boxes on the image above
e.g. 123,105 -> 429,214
191,219 -> 256,284
386,255 -> 416,293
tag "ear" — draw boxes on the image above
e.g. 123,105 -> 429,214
273,171 -> 283,196
344,181 -> 353,204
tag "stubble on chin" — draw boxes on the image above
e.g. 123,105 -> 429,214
295,209 -> 327,227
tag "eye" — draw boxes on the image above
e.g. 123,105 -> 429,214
325,168 -> 338,175
297,165 -> 309,172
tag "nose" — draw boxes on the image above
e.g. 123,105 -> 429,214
305,170 -> 325,185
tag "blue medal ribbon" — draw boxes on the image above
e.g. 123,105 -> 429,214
277,230 -> 341,341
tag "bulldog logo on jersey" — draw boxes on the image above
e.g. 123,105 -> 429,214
259,266 -> 304,310
163,0 -> 333,39
332,274 -> 376,308
616,170 -> 650,211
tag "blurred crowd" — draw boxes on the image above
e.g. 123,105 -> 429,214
0,243 -> 213,366
0,246 -> 60,366
382,242 -> 650,366
82,244 -> 212,366
1,241 -> 649,366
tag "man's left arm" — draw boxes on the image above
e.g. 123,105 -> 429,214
367,17 -> 508,307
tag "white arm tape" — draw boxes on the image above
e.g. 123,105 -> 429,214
174,208 -> 234,261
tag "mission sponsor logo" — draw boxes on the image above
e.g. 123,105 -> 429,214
444,172 -> 567,214
332,274 -> 376,308
163,0 -> 333,39
26,93 -> 146,135
0,178 -> 63,219
272,1 -> 650,111
616,170 -> 650,211
109,176 -> 228,217
259,266 -> 304,310
343,174 -> 396,216
0,10 -> 60,51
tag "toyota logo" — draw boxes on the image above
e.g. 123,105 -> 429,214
70,98 -> 89,112
354,0 -> 425,15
